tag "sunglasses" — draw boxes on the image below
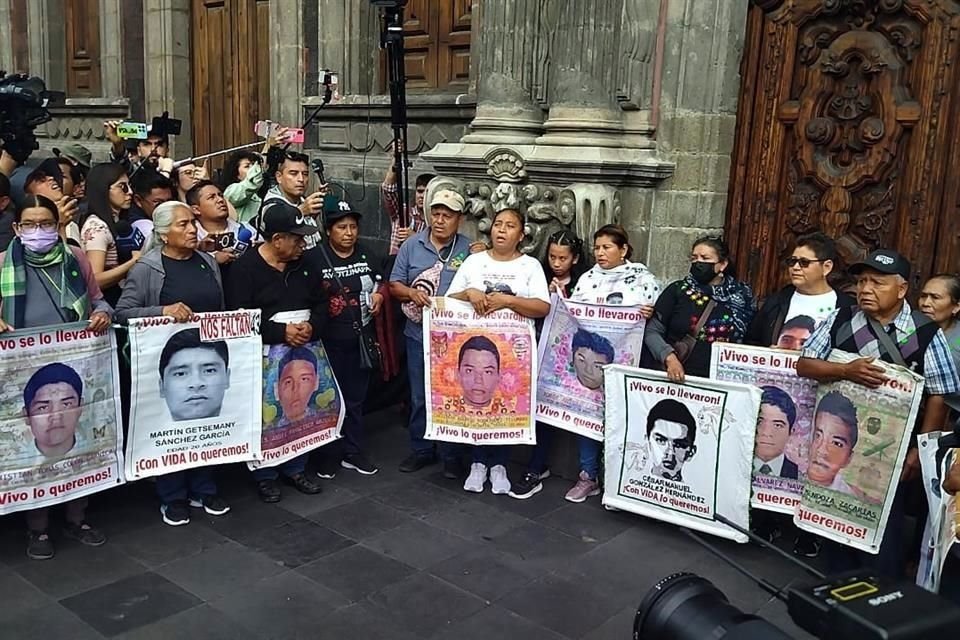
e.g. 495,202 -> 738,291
113,182 -> 132,194
783,257 -> 825,268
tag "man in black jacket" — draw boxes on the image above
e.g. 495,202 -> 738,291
747,232 -> 855,349
226,201 -> 327,503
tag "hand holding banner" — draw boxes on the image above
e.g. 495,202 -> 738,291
424,298 -> 536,446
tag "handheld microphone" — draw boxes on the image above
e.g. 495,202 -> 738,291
235,225 -> 253,255
115,219 -> 146,262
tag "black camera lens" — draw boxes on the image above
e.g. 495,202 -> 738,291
635,573 -> 793,639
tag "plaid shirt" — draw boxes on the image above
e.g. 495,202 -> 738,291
381,182 -> 426,255
801,302 -> 960,395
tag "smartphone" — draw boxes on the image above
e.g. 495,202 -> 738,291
286,128 -> 305,144
254,120 -> 280,139
117,122 -> 149,139
208,232 -> 237,251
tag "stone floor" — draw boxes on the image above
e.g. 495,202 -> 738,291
0,409 -> 817,639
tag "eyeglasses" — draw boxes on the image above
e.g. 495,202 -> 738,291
783,257 -> 825,268
17,221 -> 58,232
112,182 -> 131,194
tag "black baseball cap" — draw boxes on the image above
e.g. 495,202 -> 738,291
848,249 -> 911,281
323,195 -> 361,226
261,201 -> 317,237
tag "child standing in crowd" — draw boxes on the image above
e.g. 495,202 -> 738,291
510,229 -> 586,499
446,208 -> 550,495
563,224 -> 661,503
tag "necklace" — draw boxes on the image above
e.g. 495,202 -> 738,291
433,237 -> 456,264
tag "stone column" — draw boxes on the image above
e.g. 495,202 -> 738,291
143,0 -> 192,156
270,0 -> 304,125
536,0 -> 625,147
0,0 -> 13,74
99,0 -> 123,97
461,0 -> 544,144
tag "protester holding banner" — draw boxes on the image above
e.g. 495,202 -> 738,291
797,249 -> 960,577
747,233 -> 855,349
226,201 -> 326,502
114,201 -> 232,525
390,189 -> 472,476
642,236 -> 755,381
312,199 -> 384,477
446,207 -> 550,494
536,225 -> 661,503
0,194 -> 113,559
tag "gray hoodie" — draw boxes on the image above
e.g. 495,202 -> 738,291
114,248 -> 223,323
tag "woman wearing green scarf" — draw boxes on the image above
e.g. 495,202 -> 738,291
0,194 -> 113,561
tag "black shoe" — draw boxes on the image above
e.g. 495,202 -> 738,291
508,472 -> 543,500
189,495 -> 231,516
793,534 -> 821,558
257,479 -> 282,503
399,452 -> 437,473
442,458 -> 465,480
62,522 -> 107,547
752,522 -> 781,544
342,453 -> 379,475
286,472 -> 323,495
161,501 -> 191,526
26,530 -> 54,560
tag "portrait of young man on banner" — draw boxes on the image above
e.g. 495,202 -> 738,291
536,297 -> 646,441
710,343 -> 816,514
126,311 -> 263,479
252,340 -> 345,469
0,323 -> 124,515
424,298 -> 536,446
604,366 -> 759,543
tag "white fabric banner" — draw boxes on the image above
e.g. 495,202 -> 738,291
126,311 -> 263,478
0,323 -> 124,514
793,350 -> 924,554
710,343 -> 817,514
603,365 -> 760,543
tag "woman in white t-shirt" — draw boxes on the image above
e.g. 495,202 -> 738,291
446,208 -> 550,495
566,224 -> 661,503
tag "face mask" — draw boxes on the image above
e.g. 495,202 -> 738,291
690,261 -> 717,285
20,228 -> 60,253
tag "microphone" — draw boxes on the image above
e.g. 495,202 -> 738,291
115,219 -> 145,262
234,225 -> 253,255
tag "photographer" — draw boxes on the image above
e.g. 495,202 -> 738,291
263,151 -> 324,250
103,120 -> 173,177
222,127 -> 289,224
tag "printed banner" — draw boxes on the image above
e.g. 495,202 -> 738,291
794,350 -> 924,554
931,448 -> 958,592
0,323 -> 123,514
424,298 -> 536,446
710,343 -> 817,514
916,432 -> 951,591
603,366 -> 760,542
536,297 -> 646,441
249,338 -> 344,469
126,311 -> 263,479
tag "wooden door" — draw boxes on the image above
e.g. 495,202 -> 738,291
65,0 -> 102,97
725,0 -> 960,299
382,0 -> 472,91
191,0 -> 270,164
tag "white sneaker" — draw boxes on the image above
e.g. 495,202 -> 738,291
464,463 -> 488,493
490,465 -> 510,495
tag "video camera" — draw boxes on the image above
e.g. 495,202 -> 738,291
0,72 -> 65,163
634,515 -> 960,639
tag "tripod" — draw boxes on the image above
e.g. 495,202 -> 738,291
374,0 -> 412,228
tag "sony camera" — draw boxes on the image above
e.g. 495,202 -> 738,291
0,73 -> 65,163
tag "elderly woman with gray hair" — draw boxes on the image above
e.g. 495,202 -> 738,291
115,200 -> 230,527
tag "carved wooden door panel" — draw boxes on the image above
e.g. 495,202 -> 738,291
726,0 -> 960,298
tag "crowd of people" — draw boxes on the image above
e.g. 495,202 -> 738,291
0,122 -> 958,603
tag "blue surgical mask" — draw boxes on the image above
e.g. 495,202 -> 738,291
20,228 -> 60,253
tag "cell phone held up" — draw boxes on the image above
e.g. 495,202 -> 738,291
254,120 -> 304,144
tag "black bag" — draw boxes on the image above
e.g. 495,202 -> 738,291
356,322 -> 382,371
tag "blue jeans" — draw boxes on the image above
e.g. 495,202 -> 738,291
406,334 -> 466,463
156,468 -> 217,505
525,422 -> 554,475
472,445 -> 509,467
252,454 -> 307,481
578,435 -> 601,480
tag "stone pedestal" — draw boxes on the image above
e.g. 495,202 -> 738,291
461,0 -> 544,144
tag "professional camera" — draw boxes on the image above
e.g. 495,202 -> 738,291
634,518 -> 960,639
0,72 -> 65,163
